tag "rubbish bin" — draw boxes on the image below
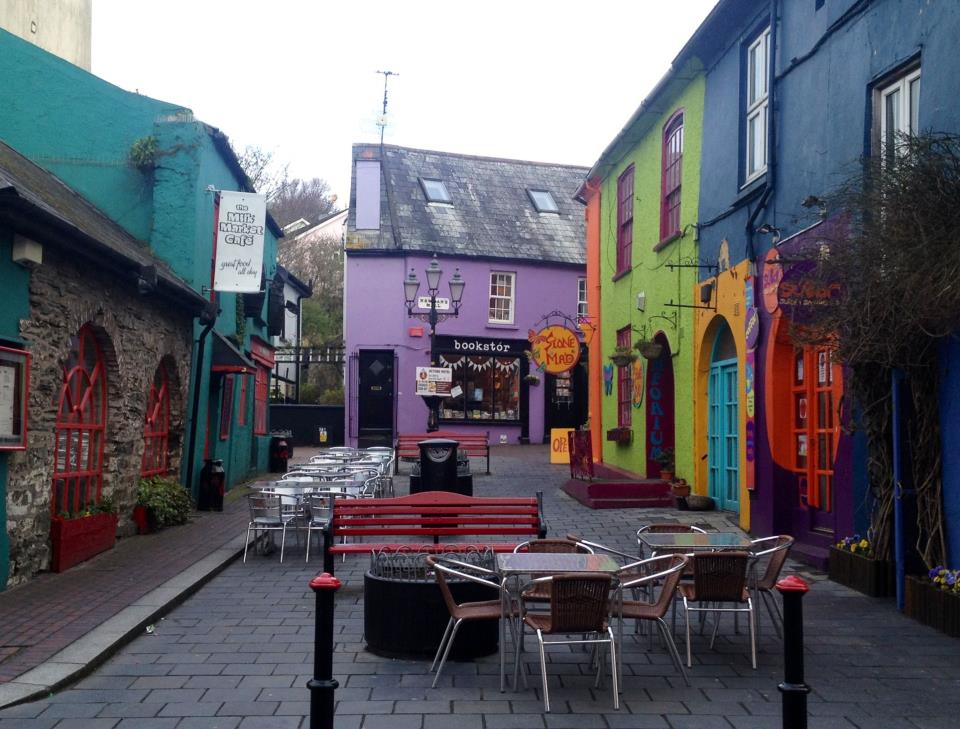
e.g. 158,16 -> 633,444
269,435 -> 290,473
198,458 -> 225,511
409,451 -> 473,496
416,438 -> 459,494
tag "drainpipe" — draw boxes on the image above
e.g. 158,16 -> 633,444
184,317 -> 216,497
892,368 -> 906,610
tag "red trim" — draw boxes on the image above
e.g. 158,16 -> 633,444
219,375 -> 234,440
140,362 -> 171,477
211,364 -> 252,374
249,337 -> 275,367
253,364 -> 268,435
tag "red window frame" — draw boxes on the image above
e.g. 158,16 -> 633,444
53,325 -> 107,516
790,346 -> 842,511
254,365 -> 268,435
140,362 -> 171,477
660,111 -> 684,242
238,375 -> 248,426
219,375 -> 234,440
616,165 -> 634,275
616,327 -> 632,427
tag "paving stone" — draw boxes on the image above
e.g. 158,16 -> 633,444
95,703 -> 165,719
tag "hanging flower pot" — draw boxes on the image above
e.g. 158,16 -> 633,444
523,373 -> 541,386
608,347 -> 638,368
636,341 -> 663,360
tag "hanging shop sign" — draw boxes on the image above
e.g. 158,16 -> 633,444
761,247 -> 783,314
214,191 -> 267,293
415,366 -> 452,396
776,255 -> 842,325
744,278 -> 757,491
0,346 -> 30,450
527,325 -> 581,375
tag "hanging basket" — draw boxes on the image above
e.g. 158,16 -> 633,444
608,349 -> 637,368
637,341 -> 663,360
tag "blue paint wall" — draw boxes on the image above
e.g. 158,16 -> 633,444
940,338 -> 960,568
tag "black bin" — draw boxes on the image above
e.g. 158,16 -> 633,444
268,435 -> 290,473
197,458 -> 225,511
416,438 -> 459,493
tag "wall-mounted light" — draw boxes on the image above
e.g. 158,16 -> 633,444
756,224 -> 781,245
700,282 -> 714,304
12,235 -> 42,269
636,292 -> 646,312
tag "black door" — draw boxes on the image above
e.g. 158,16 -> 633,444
358,350 -> 395,448
543,352 -> 588,441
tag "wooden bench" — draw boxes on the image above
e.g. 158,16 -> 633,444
321,490 -> 546,575
395,432 -> 491,474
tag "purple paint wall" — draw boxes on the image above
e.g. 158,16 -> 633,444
344,252 -> 585,447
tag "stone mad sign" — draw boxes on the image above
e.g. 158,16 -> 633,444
527,325 -> 581,375
214,191 -> 267,293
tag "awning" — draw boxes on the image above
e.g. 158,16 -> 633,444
211,330 -> 255,374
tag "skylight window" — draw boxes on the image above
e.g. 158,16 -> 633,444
528,189 -> 559,213
420,178 -> 452,204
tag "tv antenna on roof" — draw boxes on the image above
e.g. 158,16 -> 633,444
375,70 -> 398,144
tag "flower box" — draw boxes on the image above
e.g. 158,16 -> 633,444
827,546 -> 893,597
50,512 -> 118,572
904,575 -> 960,637
606,427 -> 632,444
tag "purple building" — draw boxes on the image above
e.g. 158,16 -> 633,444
345,144 -> 588,448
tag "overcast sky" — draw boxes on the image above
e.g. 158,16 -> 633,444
92,0 -> 717,208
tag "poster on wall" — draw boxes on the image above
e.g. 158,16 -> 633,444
214,191 -> 267,292
0,346 -> 30,450
415,366 -> 452,396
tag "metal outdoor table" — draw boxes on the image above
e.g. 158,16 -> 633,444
637,531 -> 753,553
495,552 -> 622,692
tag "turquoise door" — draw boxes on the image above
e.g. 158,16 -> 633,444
708,357 -> 739,512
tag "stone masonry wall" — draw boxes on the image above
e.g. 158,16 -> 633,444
5,246 -> 193,586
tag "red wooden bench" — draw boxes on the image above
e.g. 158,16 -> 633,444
395,432 -> 491,474
321,490 -> 546,575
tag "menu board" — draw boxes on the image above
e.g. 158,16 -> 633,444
0,347 -> 29,450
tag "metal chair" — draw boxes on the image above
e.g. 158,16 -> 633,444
678,551 -> 756,669
425,556 -> 519,690
636,523 -> 706,559
243,493 -> 299,564
513,539 -> 594,603
749,535 -> 794,637
615,554 -> 689,687
515,573 -> 619,712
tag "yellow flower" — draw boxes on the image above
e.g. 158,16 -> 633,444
850,543 -> 858,553
859,539 -> 869,549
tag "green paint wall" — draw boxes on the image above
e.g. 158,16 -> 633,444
0,229 -> 31,587
598,75 -> 704,482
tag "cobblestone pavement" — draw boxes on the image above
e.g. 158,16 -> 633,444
2,445 -> 960,728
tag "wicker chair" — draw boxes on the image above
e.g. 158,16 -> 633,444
615,554 -> 690,687
678,551 -> 756,669
515,573 -> 618,712
425,556 -> 518,690
749,535 -> 794,637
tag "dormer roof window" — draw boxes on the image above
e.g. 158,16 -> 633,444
420,178 -> 452,204
528,189 -> 558,214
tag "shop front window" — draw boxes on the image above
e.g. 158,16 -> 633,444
438,354 -> 520,422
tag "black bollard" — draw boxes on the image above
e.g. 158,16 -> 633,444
777,575 -> 811,729
308,572 -> 341,729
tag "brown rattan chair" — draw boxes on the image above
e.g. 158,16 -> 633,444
678,551 -> 756,669
425,556 -> 518,690
749,535 -> 794,637
515,573 -> 618,712
615,554 -> 690,687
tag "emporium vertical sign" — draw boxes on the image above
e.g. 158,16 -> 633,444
744,277 -> 759,490
213,191 -> 267,293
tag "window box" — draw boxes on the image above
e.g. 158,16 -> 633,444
606,427 -> 632,445
827,546 -> 893,597
50,512 -> 118,573
904,575 -> 960,638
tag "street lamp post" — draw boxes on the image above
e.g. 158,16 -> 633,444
403,255 -> 465,431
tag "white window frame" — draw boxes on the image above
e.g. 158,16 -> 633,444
488,271 -> 516,325
577,278 -> 588,319
744,28 -> 771,185
876,67 -> 921,162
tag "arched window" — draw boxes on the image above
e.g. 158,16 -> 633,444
660,111 -> 684,242
141,362 -> 171,477
53,325 -> 107,516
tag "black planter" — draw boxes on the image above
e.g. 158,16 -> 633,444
827,547 -> 894,597
904,575 -> 960,637
363,572 -> 499,659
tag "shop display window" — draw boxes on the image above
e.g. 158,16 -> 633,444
438,354 -> 520,422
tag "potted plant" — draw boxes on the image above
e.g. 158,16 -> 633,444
523,373 -> 541,386
136,476 -> 194,531
671,477 -> 691,498
828,535 -> 893,597
50,496 -> 118,572
608,347 -> 638,368
636,340 -> 663,360
905,566 -> 960,637
652,447 -> 675,481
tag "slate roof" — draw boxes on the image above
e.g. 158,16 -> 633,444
0,139 -> 207,310
348,144 -> 587,266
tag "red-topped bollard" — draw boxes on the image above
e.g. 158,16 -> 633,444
308,573 -> 341,729
776,575 -> 811,729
